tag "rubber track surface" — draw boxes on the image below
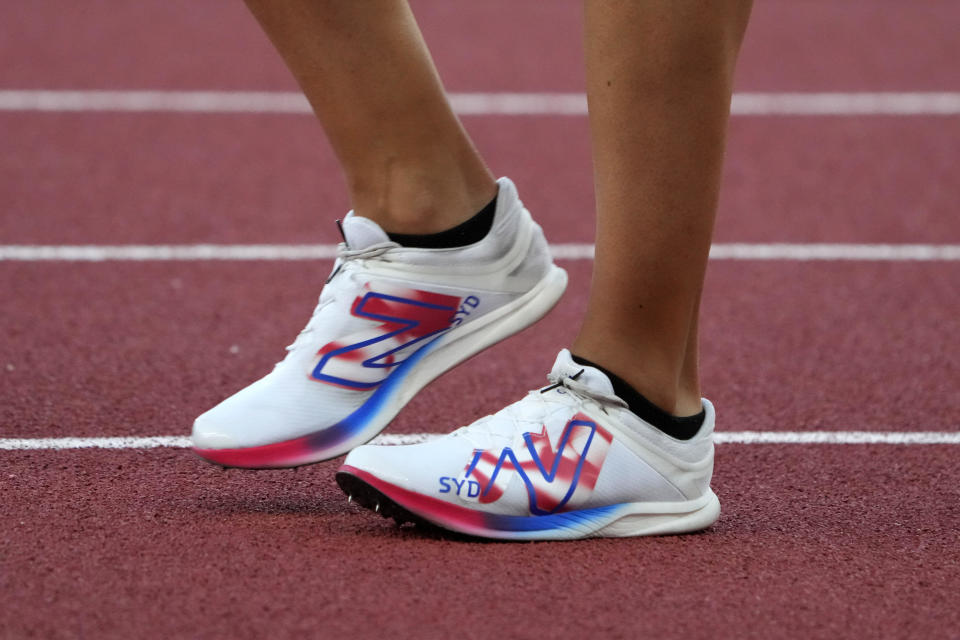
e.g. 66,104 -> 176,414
3,262 -> 958,438
2,0 -> 959,638
2,447 -> 958,638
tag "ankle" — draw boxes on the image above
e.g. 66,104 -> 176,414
674,376 -> 703,417
570,352 -> 704,439
347,159 -> 496,235
570,343 -> 699,418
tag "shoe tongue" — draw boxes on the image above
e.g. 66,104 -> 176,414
340,212 -> 391,250
550,349 -> 616,396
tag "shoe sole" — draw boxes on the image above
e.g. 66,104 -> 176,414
193,264 -> 568,469
336,465 -> 720,541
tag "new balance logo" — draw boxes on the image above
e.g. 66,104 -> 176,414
458,413 -> 613,515
311,284 -> 465,389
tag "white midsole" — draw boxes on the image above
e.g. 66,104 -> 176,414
462,489 -> 722,541
593,489 -> 722,538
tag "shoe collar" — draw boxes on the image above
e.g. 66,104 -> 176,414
546,349 -> 625,409
340,177 -> 519,253
341,211 -> 392,250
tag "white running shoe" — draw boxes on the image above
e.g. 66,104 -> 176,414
192,178 -> 567,468
337,349 -> 720,540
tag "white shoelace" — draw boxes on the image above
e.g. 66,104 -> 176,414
282,240 -> 400,356
452,369 -> 627,449
543,369 -> 627,411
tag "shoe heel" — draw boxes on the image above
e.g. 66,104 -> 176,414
597,490 -> 721,538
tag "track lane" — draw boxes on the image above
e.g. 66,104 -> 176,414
2,261 -> 957,439
2,1 -> 959,91
2,115 -> 959,244
1,446 -> 956,639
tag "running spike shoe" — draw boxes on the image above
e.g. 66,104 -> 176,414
336,349 -> 720,540
192,178 -> 567,468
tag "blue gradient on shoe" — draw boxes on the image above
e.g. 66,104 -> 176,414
304,336 -> 442,450
476,503 -> 623,533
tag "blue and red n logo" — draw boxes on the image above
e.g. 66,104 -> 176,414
462,414 -> 613,515
310,284 -> 463,389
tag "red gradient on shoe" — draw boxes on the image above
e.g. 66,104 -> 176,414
338,465 -> 490,533
192,439 -> 316,469
467,415 -> 612,513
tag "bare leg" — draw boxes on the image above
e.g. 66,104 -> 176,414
243,0 -> 496,233
572,0 -> 753,416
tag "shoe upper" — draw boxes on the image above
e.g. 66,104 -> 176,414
342,350 -> 716,516
192,177 -> 554,450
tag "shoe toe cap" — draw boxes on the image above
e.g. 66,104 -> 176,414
342,443 -> 416,486
191,409 -> 243,450
342,435 -> 474,492
191,390 -> 282,450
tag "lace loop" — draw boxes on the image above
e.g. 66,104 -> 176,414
542,369 -> 628,411
336,240 -> 398,263
452,367 -> 627,448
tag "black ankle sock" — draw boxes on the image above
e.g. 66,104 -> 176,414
570,354 -> 705,440
386,195 -> 497,249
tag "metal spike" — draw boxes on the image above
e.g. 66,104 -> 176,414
374,502 -> 381,513
348,494 -> 353,503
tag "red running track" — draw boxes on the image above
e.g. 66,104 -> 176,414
3,115 -> 960,245
2,261 -> 959,438
2,446 -> 957,638
2,0 -> 959,91
1,1 -> 959,638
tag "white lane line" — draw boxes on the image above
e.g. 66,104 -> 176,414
1,431 -> 958,450
0,436 -> 193,450
0,244 -> 342,261
707,243 -> 960,261
714,431 -> 960,445
731,92 -> 960,116
2,243 -> 960,262
1,90 -> 960,116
